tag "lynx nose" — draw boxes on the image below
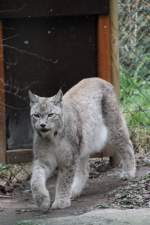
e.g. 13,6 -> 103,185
40,123 -> 46,128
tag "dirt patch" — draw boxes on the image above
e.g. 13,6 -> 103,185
0,157 -> 150,225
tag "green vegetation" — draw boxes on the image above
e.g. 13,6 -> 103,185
120,67 -> 150,128
119,0 -> 149,139
0,163 -> 10,172
120,66 -> 150,153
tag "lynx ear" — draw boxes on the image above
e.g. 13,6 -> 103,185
28,90 -> 38,106
54,89 -> 63,105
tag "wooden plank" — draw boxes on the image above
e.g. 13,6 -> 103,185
91,148 -> 113,158
6,149 -> 33,164
6,147 -> 112,163
0,0 -> 109,18
97,16 -> 112,82
0,21 -> 6,163
110,0 -> 120,95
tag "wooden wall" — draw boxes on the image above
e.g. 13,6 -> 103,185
0,0 -> 119,163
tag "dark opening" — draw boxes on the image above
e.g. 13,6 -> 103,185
3,16 -> 97,150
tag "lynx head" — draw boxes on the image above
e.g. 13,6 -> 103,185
28,90 -> 63,137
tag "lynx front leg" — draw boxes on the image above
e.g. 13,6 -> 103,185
31,160 -> 56,212
71,157 -> 89,199
51,165 -> 74,209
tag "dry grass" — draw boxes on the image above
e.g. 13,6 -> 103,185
130,126 -> 150,154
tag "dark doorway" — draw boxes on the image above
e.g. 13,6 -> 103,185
3,16 -> 97,149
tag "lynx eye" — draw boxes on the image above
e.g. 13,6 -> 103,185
33,113 -> 40,118
48,113 -> 54,118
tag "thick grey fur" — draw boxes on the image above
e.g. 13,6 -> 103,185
28,78 -> 136,212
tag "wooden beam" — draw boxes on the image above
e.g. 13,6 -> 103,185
97,15 -> 111,82
110,0 -> 120,95
96,11 -> 120,161
91,147 -> 113,158
7,148 -> 112,163
6,149 -> 33,164
0,21 -> 6,163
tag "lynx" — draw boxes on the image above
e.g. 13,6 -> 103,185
29,78 -> 136,212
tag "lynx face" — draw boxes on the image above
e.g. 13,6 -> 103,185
29,90 -> 64,136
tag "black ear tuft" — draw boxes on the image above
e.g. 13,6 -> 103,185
28,90 -> 38,106
54,89 -> 63,105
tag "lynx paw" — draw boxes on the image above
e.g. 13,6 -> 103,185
51,198 -> 71,209
71,189 -> 81,199
119,170 -> 136,180
33,192 -> 50,212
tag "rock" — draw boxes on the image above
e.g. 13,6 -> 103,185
143,158 -> 150,166
16,208 -> 150,225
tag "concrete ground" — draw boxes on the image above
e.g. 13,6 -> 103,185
0,161 -> 150,225
16,208 -> 150,225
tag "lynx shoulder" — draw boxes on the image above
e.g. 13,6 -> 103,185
29,78 -> 136,211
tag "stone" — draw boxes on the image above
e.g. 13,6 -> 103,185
16,208 -> 150,225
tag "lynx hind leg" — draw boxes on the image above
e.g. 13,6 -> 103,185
71,157 -> 89,199
112,140 -> 136,179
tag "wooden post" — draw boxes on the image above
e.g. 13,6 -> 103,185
96,16 -> 112,159
96,1 -> 120,159
97,16 -> 112,82
97,1 -> 120,95
0,21 -> 6,163
110,0 -> 120,95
